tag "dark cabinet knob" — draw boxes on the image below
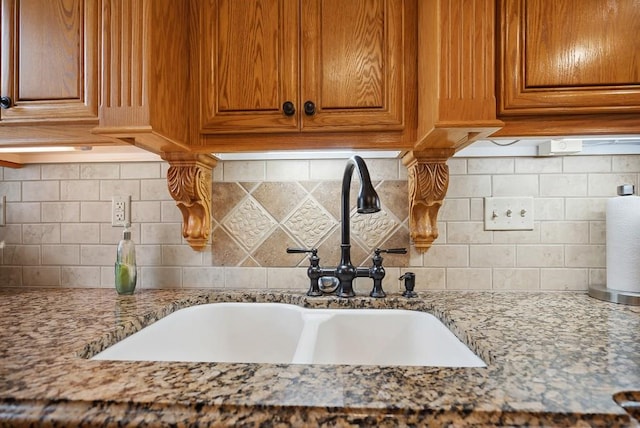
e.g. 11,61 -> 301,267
282,101 -> 295,116
304,100 -> 316,116
0,96 -> 12,109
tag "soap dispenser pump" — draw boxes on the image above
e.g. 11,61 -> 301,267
115,223 -> 137,295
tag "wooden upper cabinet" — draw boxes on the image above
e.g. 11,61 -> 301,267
498,0 -> 640,116
199,0 -> 407,134
0,0 -> 98,123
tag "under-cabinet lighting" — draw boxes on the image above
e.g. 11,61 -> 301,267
212,150 -> 402,160
0,146 -> 91,153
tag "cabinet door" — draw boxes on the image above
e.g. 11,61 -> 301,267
301,0 -> 405,131
0,0 -> 98,123
498,0 -> 640,116
200,0 -> 299,133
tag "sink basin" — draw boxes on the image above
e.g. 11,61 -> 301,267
92,302 -> 485,367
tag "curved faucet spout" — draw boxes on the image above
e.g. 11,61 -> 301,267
337,156 -> 381,297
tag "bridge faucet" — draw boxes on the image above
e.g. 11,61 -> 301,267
288,156 -> 382,297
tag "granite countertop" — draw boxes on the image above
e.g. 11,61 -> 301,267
1,287 -> 640,427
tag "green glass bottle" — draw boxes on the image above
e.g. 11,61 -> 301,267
115,224 -> 137,295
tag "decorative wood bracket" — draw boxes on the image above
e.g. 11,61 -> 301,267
161,153 -> 218,251
402,150 -> 453,253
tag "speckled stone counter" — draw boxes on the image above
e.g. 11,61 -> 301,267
1,288 -> 640,427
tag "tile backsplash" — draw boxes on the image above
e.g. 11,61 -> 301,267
0,155 -> 638,293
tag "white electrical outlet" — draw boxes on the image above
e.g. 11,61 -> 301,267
111,195 -> 131,227
484,197 -> 534,231
0,195 -> 5,226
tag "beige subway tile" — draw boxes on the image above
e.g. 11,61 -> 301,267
515,157 -> 562,174
212,164 -> 224,182
23,266 -> 60,286
470,245 -> 515,267
141,179 -> 172,200
80,163 -> 119,179
446,268 -> 491,290
0,266 -> 22,286
81,245 -> 114,265
132,201 -> 161,223
534,198 -> 564,221
100,180 -> 141,201
121,163 -> 161,179
266,267 -> 309,290
493,268 -> 539,290
136,245 -> 162,266
1,224 -> 22,245
516,245 -> 563,267
408,246 -> 423,267
2,245 -> 40,266
101,266 -> 116,287
540,174 -> 587,197
565,245 -> 605,268
4,165 -> 40,181
183,267 -> 225,288
364,158 -> 400,180
588,173 -> 636,197
23,224 -> 60,244
447,175 -> 491,198
23,181 -> 59,202
470,198 -> 484,221
61,224 -> 100,244
223,161 -> 266,181
161,201 -> 183,222
0,181 -> 21,201
61,180 -> 100,201
42,164 -> 79,180
589,221 -> 606,244
80,202 -> 111,223
403,268 -> 445,291
398,161 -> 408,180
540,268 -> 588,291
141,223 -> 183,244
446,158 -> 467,175
589,268 -> 606,286
61,266 -> 102,287
162,245 -> 204,266
381,267 -> 402,293
140,266 -> 181,288
439,199 -> 469,221
565,198 -> 606,221
563,156 -> 611,173
42,245 -> 79,265
492,175 -> 538,196
492,228 -> 541,244
540,222 -> 589,244
423,245 -> 468,267
309,159 -> 347,180
224,267 -> 267,288
612,154 -> 640,172
42,202 -> 80,222
447,222 -> 492,244
265,160 -> 310,181
468,158 -> 513,174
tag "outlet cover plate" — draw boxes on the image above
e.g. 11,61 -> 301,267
111,195 -> 131,227
484,197 -> 534,231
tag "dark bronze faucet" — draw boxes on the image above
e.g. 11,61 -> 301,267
287,156 -> 407,298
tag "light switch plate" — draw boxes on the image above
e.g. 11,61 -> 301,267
484,197 -> 534,231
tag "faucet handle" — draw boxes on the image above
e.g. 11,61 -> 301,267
287,247 -> 318,255
374,247 -> 407,256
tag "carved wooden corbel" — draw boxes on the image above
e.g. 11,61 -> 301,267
402,150 -> 453,253
161,153 -> 218,251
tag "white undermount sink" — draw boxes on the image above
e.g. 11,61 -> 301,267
92,302 -> 485,367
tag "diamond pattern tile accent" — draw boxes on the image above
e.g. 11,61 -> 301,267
351,208 -> 398,249
283,198 -> 338,248
222,197 -> 277,251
